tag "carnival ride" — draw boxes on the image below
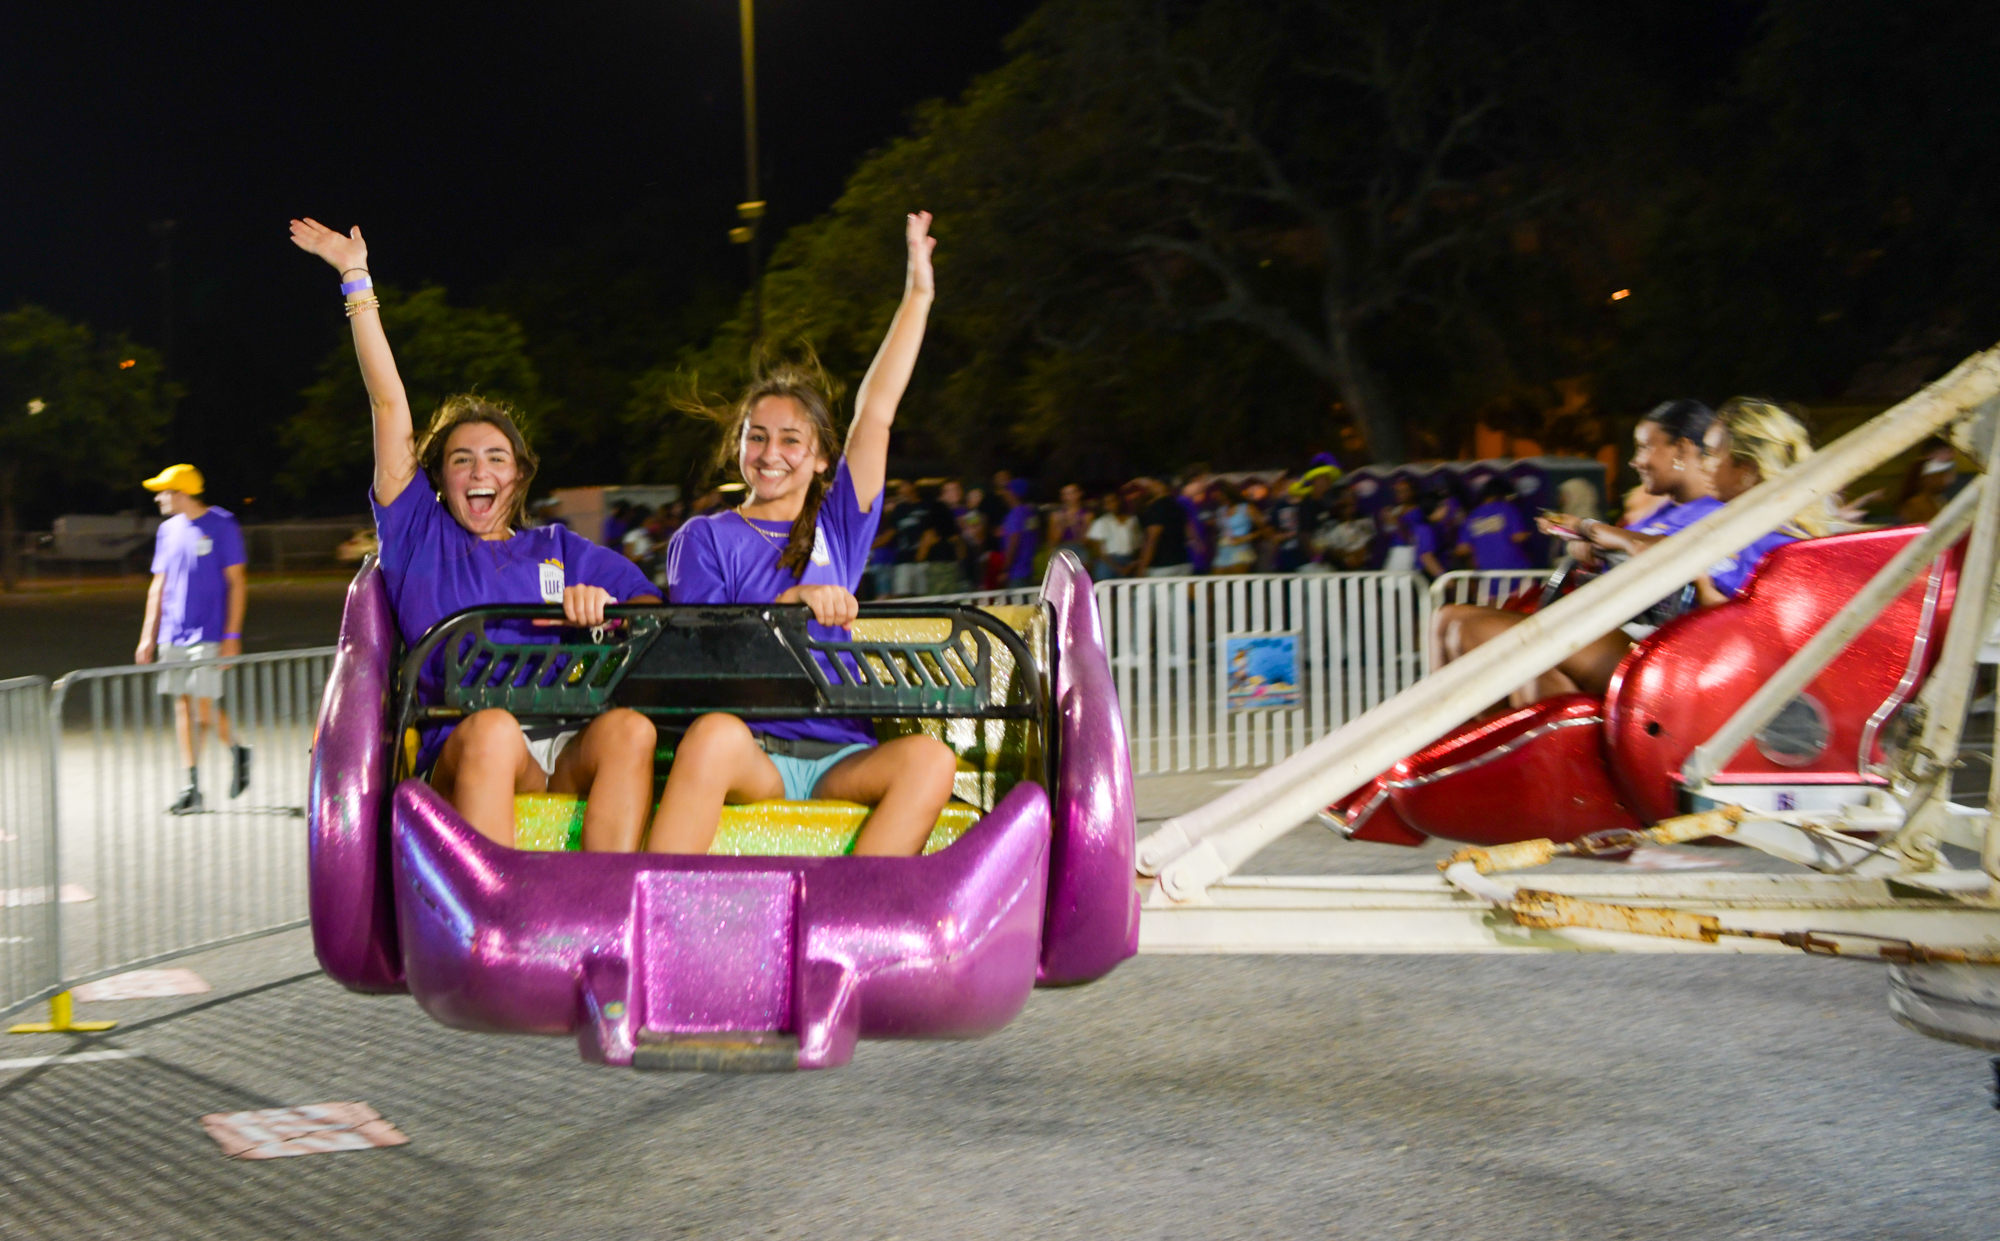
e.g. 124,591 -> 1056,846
309,349 -> 2000,1069
308,553 -> 1139,1071
1135,348 -> 2000,1053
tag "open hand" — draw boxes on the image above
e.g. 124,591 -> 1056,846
904,211 -> 936,298
289,218 -> 369,275
777,583 -> 860,628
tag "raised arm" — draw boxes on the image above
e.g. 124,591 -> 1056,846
288,219 -> 418,505
845,212 -> 936,513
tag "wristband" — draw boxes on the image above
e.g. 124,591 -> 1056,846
340,274 -> 374,295
222,632 -> 241,640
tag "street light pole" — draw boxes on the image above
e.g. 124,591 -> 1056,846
730,0 -> 767,349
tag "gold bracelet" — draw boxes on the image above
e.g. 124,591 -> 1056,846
344,296 -> 381,318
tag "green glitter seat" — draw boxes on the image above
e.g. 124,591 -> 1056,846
512,793 -> 981,856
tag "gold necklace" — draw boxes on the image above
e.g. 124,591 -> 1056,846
735,507 -> 788,549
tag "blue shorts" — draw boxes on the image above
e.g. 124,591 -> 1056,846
769,743 -> 872,801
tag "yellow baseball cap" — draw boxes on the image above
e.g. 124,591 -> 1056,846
142,464 -> 205,495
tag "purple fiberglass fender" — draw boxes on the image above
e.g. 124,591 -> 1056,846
392,777 -> 1053,1070
308,558 -> 407,994
1037,551 -> 1141,985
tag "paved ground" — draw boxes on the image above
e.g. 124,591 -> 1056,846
4,591 -> 1998,1237
2,772 -> 1995,1240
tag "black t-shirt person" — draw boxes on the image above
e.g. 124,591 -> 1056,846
1141,495 -> 1191,569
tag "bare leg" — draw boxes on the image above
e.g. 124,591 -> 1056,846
645,713 -> 784,854
201,698 -> 234,747
173,695 -> 197,770
548,708 -> 658,853
430,708 -> 547,847
813,735 -> 959,856
1433,603 -> 1633,707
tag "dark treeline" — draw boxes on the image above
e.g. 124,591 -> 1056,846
8,0 -> 1999,523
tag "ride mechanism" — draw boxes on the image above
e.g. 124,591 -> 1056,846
310,347 -> 2000,1071
1138,345 -> 2000,1055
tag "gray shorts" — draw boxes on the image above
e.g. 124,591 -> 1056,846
154,643 -> 224,700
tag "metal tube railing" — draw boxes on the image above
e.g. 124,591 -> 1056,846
0,676 -> 58,1020
40,647 -> 334,1001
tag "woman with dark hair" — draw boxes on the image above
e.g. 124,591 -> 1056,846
1432,399 -> 1722,707
290,218 -> 662,851
646,213 -> 959,858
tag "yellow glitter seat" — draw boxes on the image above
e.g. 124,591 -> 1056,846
512,793 -> 980,856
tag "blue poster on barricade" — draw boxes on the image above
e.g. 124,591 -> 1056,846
1226,633 -> 1301,711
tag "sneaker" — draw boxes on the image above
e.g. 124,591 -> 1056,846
168,785 -> 204,816
230,744 -> 253,799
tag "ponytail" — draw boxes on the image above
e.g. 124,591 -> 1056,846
781,469 -> 829,577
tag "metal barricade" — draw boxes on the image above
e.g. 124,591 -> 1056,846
0,676 -> 58,1019
1428,569 -> 1549,610
48,648 -> 334,991
1095,573 -> 1429,773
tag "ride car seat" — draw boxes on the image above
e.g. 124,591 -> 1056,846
1335,526 -> 1957,847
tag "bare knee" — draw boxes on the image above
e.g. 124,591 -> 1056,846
897,735 -> 958,797
590,707 -> 657,754
454,709 -> 526,763
674,713 -> 752,765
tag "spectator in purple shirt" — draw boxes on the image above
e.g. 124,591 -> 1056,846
1460,478 -> 1535,571
649,212 -> 958,858
136,462 -> 250,815
291,217 -> 661,852
999,479 -> 1039,587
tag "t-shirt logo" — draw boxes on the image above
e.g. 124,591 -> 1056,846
809,526 -> 831,567
195,536 -> 213,556
539,559 -> 565,603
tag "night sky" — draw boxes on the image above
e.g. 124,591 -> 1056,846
1,1 -> 1039,515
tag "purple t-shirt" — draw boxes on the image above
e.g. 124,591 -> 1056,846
1707,528 -> 1796,598
1629,494 -> 1723,539
1000,503 -> 1039,580
1461,500 -> 1533,570
373,482 -> 656,762
152,508 -> 246,646
666,459 -> 884,748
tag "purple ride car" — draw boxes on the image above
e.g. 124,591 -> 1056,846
308,551 -> 1140,1071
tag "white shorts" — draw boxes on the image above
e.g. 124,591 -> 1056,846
522,726 -> 582,777
154,643 -> 224,700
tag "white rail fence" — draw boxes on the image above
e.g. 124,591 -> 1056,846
930,572 -> 1432,773
0,649 -> 332,1024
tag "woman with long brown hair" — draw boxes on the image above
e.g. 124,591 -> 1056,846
289,218 -> 662,852
645,213 -> 959,857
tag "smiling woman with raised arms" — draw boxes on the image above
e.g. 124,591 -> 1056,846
290,218 -> 662,852
646,212 -> 959,857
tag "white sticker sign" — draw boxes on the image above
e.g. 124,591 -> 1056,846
538,560 -> 565,603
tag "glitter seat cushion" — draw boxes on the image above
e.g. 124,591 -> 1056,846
513,793 -> 980,856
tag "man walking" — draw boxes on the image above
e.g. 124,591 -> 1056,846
134,464 -> 250,815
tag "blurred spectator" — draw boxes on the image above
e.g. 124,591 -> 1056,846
941,478 -> 972,592
977,470 -> 1013,534
871,478 -> 909,597
1377,476 -> 1421,572
1048,483 -> 1091,568
1555,478 -> 1600,524
1461,478 -> 1535,570
1178,465 -> 1215,573
915,479 -> 964,596
623,506 -> 675,589
603,500 -> 635,548
1289,465 -> 1344,570
1136,478 -> 1194,576
1898,439 -> 1957,524
1211,480 -> 1265,574
1087,489 -> 1142,579
885,479 -> 934,598
1409,486 -> 1457,578
999,479 -> 1040,587
1316,489 -> 1375,571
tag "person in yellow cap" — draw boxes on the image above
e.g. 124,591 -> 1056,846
136,464 -> 250,814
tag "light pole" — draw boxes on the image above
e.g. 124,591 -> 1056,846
728,0 -> 767,348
